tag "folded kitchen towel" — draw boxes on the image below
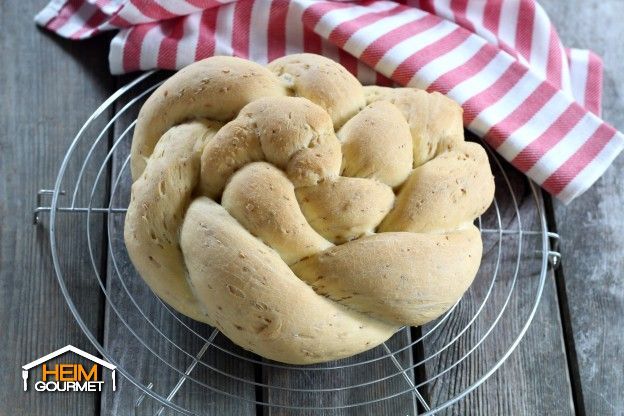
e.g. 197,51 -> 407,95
35,0 -> 624,203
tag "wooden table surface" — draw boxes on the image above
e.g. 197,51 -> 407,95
1,1 -> 622,415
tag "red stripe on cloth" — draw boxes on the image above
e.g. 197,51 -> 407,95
427,43 -> 498,94
195,8 -> 218,60
338,49 -> 358,75
46,0 -> 82,31
186,0 -> 226,8
129,0 -> 178,21
376,72 -> 394,86
302,2 -> 348,54
122,22 -> 159,72
267,0 -> 288,61
328,3 -> 403,49
542,123 -> 616,194
303,29 -> 322,54
514,0 -> 535,61
231,0 -> 253,58
303,1 -> 353,29
545,26 -> 562,89
359,13 -> 439,68
416,0 -> 436,14
157,18 -> 185,69
392,27 -> 470,85
584,51 -> 603,116
109,12 -> 132,27
482,0 -> 501,35
511,104 -> 585,172
463,62 -> 529,125
486,80 -> 557,148
478,0 -> 524,64
449,0 -> 475,33
70,8 -> 109,39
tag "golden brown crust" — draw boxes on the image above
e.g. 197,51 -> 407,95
296,177 -> 395,244
268,53 -> 366,128
124,119 -> 222,322
180,198 -> 396,364
380,142 -> 495,233
338,100 -> 413,187
131,56 -> 285,180
364,86 -> 464,167
291,226 -> 482,326
125,53 -> 495,364
222,162 -> 333,265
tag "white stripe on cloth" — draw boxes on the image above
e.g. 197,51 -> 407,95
249,0 -> 271,64
285,0 -> 307,54
558,131 -> 624,203
155,0 -> 204,16
109,26 -> 130,74
343,8 -> 428,57
315,1 -> 398,39
117,1 -> 152,25
34,0 -> 67,26
139,24 -> 165,70
214,2 -> 235,56
527,113 -> 601,184
446,52 -> 512,105
407,34 -> 485,90
528,4 -> 550,81
496,90 -> 571,161
176,12 -> 201,69
465,0 -> 486,28
468,70 -> 543,136
567,48 -> 590,109
558,36 -> 573,98
374,19 -> 457,75
55,2 -> 98,38
498,0 -> 520,48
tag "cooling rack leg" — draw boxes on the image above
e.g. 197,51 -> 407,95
532,232 -> 562,269
547,232 -> 561,269
33,189 -> 65,225
382,343 -> 430,414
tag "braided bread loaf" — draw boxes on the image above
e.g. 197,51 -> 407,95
125,54 -> 495,364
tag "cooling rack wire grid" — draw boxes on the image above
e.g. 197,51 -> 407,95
33,71 -> 561,415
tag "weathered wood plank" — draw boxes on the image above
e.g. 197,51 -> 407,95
264,328 -> 418,416
541,1 -> 624,414
0,1 -> 114,415
420,147 -> 575,415
100,74 -> 257,415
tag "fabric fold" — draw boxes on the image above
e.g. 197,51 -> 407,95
35,0 -> 624,203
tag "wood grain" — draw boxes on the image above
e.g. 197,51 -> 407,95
0,1 -> 114,415
9,1 -> 624,413
420,148 -> 575,415
263,328 -> 418,416
99,75 -> 257,415
541,1 -> 624,414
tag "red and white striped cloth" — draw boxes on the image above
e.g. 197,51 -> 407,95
36,0 -> 624,203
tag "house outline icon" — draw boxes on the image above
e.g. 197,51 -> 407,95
22,345 -> 116,391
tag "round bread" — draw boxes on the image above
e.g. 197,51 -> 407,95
125,54 -> 495,364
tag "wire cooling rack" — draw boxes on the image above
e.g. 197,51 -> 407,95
34,70 -> 561,415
